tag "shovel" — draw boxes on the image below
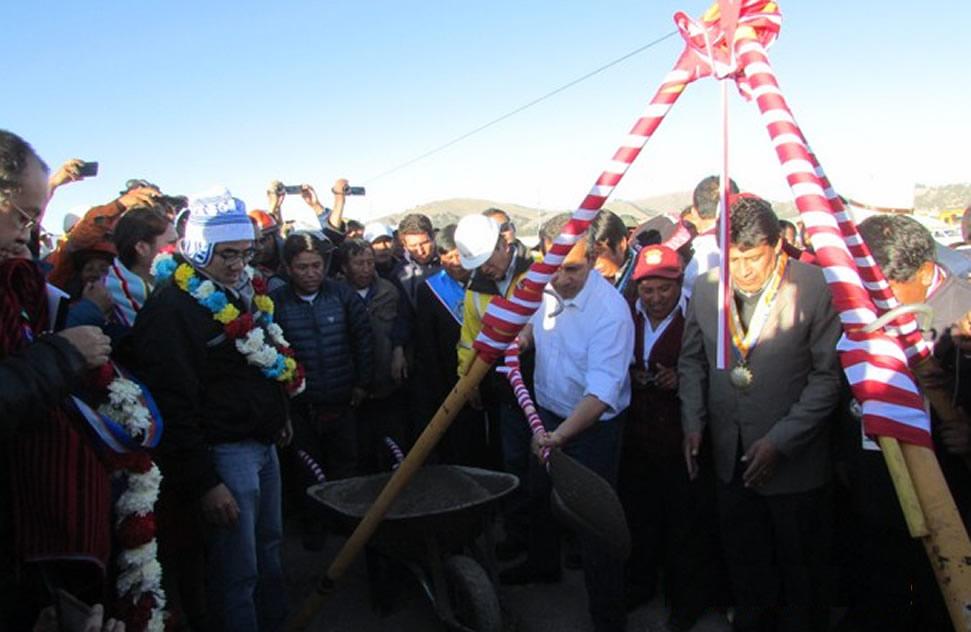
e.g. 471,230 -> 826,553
499,342 -> 631,561
548,449 -> 631,560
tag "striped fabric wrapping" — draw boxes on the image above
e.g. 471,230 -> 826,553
297,448 -> 327,484
733,31 -> 932,447
496,341 -> 552,463
472,56 -> 699,360
673,0 -> 781,370
474,0 -> 931,448
383,436 -> 405,468
471,0 -> 783,364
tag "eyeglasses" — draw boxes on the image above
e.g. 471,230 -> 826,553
3,197 -> 38,232
499,221 -> 516,233
214,247 -> 257,264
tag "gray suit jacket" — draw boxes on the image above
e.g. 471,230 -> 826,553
678,259 -> 842,495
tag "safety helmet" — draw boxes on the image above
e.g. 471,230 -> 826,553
454,214 -> 500,270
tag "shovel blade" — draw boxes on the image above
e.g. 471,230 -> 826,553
548,448 -> 630,560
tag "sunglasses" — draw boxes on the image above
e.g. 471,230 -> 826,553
499,221 -> 516,233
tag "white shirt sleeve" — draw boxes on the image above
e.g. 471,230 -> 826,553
582,303 -> 635,417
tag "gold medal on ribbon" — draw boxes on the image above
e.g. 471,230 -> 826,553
730,363 -> 754,389
727,254 -> 788,391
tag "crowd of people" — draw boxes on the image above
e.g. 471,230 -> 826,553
2,126 -> 971,632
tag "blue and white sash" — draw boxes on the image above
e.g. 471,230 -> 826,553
425,270 -> 465,325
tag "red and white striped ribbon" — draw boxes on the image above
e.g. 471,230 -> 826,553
496,341 -> 552,463
471,1 -> 783,364
474,0 -> 930,448
715,79 -> 734,370
472,60 -> 696,361
297,448 -> 327,484
383,436 -> 405,469
733,31 -> 932,447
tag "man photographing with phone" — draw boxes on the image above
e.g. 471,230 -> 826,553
47,158 -> 96,199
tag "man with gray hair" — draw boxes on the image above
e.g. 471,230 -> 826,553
0,130 -> 117,629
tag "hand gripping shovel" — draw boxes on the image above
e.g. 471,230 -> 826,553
499,341 -> 631,561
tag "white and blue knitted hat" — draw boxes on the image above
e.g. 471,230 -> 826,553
181,186 -> 255,266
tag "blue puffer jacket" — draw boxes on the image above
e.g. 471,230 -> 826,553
271,280 -> 373,405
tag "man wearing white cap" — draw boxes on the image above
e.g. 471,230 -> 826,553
132,186 -> 297,631
454,213 -> 536,554
362,221 -> 398,279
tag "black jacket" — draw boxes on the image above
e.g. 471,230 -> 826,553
415,278 -> 463,406
390,256 -> 441,346
270,280 -> 373,406
0,334 -> 87,439
131,275 -> 288,499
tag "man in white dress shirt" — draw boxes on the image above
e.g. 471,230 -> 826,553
512,215 -> 634,632
682,175 -> 738,297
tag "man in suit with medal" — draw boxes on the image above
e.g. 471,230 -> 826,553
678,194 -> 842,631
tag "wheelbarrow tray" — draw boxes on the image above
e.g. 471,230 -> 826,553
308,465 -> 518,561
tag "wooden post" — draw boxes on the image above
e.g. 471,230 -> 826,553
906,356 -> 971,631
877,436 -> 928,538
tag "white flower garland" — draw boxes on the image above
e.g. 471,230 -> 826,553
97,376 -> 167,631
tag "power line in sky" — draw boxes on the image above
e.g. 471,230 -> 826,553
364,29 -> 679,185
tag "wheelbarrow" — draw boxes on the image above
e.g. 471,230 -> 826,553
308,465 -> 518,632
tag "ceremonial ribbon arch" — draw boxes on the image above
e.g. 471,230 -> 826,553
292,3 -> 971,628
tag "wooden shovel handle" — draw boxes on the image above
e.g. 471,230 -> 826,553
900,355 -> 971,630
877,436 -> 928,538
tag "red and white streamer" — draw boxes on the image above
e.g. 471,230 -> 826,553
472,0 -> 930,448
496,341 -> 551,463
732,30 -> 932,447
383,436 -> 405,469
471,1 -> 781,364
475,0 -> 931,445
472,59 -> 697,361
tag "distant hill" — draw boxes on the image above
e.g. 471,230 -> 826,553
375,183 -> 968,230
915,183 -> 971,212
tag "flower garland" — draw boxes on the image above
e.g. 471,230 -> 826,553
94,365 -> 168,632
153,254 -> 306,396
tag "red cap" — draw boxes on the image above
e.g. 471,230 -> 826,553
248,210 -> 279,232
632,245 -> 683,283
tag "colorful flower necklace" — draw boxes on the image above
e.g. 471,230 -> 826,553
152,254 -> 306,396
85,363 -> 168,632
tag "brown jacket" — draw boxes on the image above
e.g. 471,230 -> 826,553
357,276 -> 401,399
678,259 -> 842,495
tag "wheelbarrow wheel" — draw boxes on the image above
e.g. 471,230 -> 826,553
444,555 -> 502,632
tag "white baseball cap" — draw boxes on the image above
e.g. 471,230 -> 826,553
363,222 -> 394,243
454,215 -> 500,269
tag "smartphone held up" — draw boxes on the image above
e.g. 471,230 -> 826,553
277,182 -> 365,196
78,161 -> 99,177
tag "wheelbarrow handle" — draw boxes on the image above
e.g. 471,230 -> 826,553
288,356 -> 493,630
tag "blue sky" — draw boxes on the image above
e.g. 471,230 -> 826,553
4,1 -> 969,232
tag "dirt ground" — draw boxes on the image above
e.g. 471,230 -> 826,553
283,524 -> 732,632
